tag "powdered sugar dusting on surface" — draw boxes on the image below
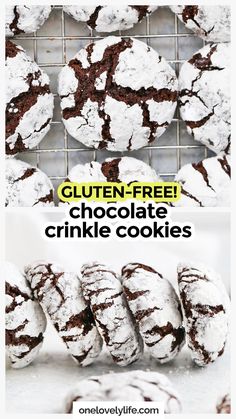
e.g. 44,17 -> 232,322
6,6 -> 51,37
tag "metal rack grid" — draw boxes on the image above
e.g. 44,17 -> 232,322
13,5 -> 213,204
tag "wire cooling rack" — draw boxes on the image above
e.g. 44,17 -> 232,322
14,5 -> 214,203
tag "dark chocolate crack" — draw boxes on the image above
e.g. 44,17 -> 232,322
5,282 -> 30,313
122,263 -> 159,279
101,158 -> 121,182
87,6 -> 103,29
62,38 -> 177,147
60,307 -> 96,336
28,263 -> 64,306
9,6 -> 24,36
123,287 -> 149,301
218,156 -> 231,177
6,39 -> 20,59
13,168 -> 36,183
33,190 -> 54,206
192,161 -> 215,191
132,6 -> 151,22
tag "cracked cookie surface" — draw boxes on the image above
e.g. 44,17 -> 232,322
122,263 -> 185,363
5,262 -> 46,368
178,262 -> 230,367
63,6 -> 158,33
216,394 -> 231,414
25,261 -> 103,366
81,262 -> 143,366
179,43 -> 230,155
58,36 -> 178,152
170,6 -> 230,42
6,6 -> 51,37
6,158 -> 54,207
65,370 -> 181,413
173,155 -> 230,207
6,40 -> 54,155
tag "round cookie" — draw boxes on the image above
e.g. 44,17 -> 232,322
58,36 -> 178,152
179,43 -> 230,155
6,40 -> 54,155
63,6 -> 158,33
5,262 -> 47,368
170,6 -> 230,42
66,157 -> 161,183
173,155 -> 230,207
65,370 -> 181,413
122,263 -> 185,363
81,262 -> 143,366
216,394 -> 231,414
25,261 -> 103,367
6,158 -> 54,207
6,6 -> 52,37
177,262 -> 230,367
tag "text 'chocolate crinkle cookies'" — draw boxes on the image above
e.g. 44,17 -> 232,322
81,263 -> 143,366
122,263 -> 185,363
65,370 -> 181,413
178,263 -> 230,367
179,43 -> 230,155
6,6 -> 52,37
170,6 -> 230,42
25,262 -> 103,366
63,6 -> 158,33
5,262 -> 47,368
6,158 -> 54,207
6,40 -> 54,155
58,36 -> 178,152
173,155 -> 230,207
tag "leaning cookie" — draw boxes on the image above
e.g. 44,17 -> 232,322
63,6 -> 158,33
173,155 -> 230,207
6,40 -> 54,155
25,262 -> 103,366
179,43 -> 230,155
65,370 -> 181,413
216,394 -> 231,414
170,6 -> 230,42
58,36 -> 178,152
6,6 -> 52,37
178,262 -> 230,367
81,262 -> 143,366
122,263 -> 185,363
5,262 -> 46,368
6,158 -> 54,207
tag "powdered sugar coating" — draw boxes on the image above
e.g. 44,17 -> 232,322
5,262 -> 46,368
65,370 -> 181,413
66,157 -> 161,183
63,6 -> 158,33
173,155 -> 230,207
216,394 -> 231,414
6,6 -> 51,37
178,262 -> 230,367
122,263 -> 185,363
179,43 -> 230,155
25,261 -> 103,367
6,158 -> 54,207
170,6 -> 230,42
81,262 -> 143,366
6,40 -> 54,155
58,36 -> 178,152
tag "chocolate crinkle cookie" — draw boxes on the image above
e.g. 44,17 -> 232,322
6,6 -> 52,37
58,36 -> 178,152
5,262 -> 47,368
6,40 -> 54,155
63,6 -> 158,33
178,262 -> 230,367
122,263 -> 185,363
170,6 -> 230,42
25,262 -> 103,366
6,158 -> 54,207
65,370 -> 181,413
179,43 -> 230,155
65,156 -> 161,183
173,155 -> 230,207
216,394 -> 231,414
81,262 -> 143,366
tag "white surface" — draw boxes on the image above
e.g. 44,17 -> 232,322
5,210 -> 230,414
